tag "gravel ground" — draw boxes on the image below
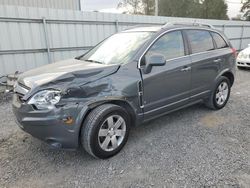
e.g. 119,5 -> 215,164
0,69 -> 250,188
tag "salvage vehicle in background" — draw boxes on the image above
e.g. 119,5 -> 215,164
237,44 -> 250,69
12,22 -> 236,159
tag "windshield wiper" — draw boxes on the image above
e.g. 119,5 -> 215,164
84,59 -> 103,64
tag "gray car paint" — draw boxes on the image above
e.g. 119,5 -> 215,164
142,55 -> 192,116
12,25 -> 236,149
17,59 -> 120,100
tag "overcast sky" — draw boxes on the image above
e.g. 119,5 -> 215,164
227,0 -> 243,18
81,0 -> 120,11
81,0 -> 244,18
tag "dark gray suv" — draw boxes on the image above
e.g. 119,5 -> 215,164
12,23 -> 236,159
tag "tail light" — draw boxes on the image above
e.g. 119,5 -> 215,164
231,48 -> 237,58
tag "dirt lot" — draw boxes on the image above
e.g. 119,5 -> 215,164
0,69 -> 250,188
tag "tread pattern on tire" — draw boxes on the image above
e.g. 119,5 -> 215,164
205,76 -> 231,110
81,104 -> 127,158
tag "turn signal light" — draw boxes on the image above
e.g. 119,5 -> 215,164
63,117 -> 74,125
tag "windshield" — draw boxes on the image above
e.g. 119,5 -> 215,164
80,32 -> 153,65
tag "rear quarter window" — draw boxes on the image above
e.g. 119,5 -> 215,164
186,30 -> 214,54
211,32 -> 228,49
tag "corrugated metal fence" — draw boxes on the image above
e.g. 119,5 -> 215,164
1,5 -> 250,77
0,0 -> 80,10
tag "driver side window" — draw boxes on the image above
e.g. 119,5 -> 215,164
145,31 -> 185,64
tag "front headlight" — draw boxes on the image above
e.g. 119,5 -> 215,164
28,90 -> 61,110
238,51 -> 243,58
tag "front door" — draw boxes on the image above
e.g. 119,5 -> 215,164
140,31 -> 192,119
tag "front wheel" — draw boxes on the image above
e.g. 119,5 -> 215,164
205,76 -> 231,110
81,104 -> 130,159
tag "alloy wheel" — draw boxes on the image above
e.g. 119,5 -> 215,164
215,81 -> 229,106
98,115 -> 126,152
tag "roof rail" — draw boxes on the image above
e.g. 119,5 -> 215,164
123,24 -> 161,31
163,22 -> 215,29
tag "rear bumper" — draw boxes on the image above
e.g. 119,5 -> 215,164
12,94 -> 88,149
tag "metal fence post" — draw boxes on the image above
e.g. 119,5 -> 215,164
115,20 -> 119,33
222,24 -> 225,33
42,17 -> 52,64
78,0 -> 81,10
239,24 -> 244,51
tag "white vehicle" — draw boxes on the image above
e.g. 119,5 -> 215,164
237,44 -> 250,69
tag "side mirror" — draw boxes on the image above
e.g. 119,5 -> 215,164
143,54 -> 166,74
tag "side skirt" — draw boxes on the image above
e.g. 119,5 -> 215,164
140,99 -> 204,124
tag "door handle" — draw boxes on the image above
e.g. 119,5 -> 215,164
181,66 -> 191,72
213,58 -> 222,63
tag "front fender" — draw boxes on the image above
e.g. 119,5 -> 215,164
74,96 -> 141,147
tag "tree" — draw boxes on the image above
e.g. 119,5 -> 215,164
241,0 -> 250,12
142,0 -> 155,15
158,0 -> 202,18
118,0 -> 155,15
118,0 -> 229,20
200,0 -> 228,20
117,0 -> 145,14
159,0 -> 228,19
241,0 -> 250,21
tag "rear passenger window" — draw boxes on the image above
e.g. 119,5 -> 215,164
186,30 -> 214,54
211,32 -> 228,49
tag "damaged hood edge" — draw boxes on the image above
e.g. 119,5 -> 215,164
17,59 -> 120,100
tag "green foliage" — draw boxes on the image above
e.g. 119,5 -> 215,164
118,0 -> 228,20
158,0 -> 201,18
200,0 -> 228,20
118,0 -> 145,14
159,0 -> 228,19
241,0 -> 250,12
240,0 -> 250,21
142,0 -> 155,15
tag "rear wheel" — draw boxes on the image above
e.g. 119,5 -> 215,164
205,76 -> 231,110
81,104 -> 130,159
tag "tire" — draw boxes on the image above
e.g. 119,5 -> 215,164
205,76 -> 231,110
81,104 -> 130,159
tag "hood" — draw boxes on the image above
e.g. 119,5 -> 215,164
241,47 -> 250,54
18,59 -> 120,91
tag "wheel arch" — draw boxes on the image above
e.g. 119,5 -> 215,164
88,99 -> 137,127
78,99 -> 138,146
215,69 -> 235,87
221,71 -> 234,87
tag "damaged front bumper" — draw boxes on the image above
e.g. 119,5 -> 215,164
12,94 -> 88,149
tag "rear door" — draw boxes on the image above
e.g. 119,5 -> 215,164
185,29 -> 223,99
141,30 -> 192,118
